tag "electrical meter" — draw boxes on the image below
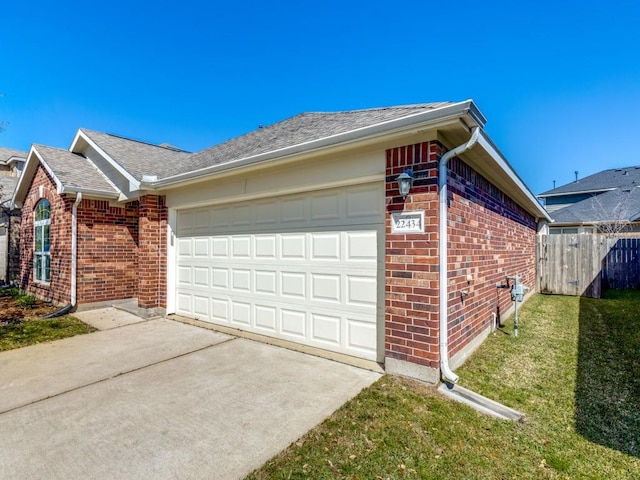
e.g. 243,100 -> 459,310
511,283 -> 524,302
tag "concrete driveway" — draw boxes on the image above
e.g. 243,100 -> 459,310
0,309 -> 381,479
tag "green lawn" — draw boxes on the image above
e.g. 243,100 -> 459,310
0,317 -> 97,351
246,292 -> 640,479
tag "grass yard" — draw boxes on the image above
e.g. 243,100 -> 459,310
0,316 -> 96,351
0,288 -> 96,351
246,291 -> 640,479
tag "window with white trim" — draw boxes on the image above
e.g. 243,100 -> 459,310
34,199 -> 51,283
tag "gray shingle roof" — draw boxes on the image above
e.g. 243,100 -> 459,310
80,129 -> 192,181
34,145 -> 118,196
0,147 -> 27,164
181,102 -> 452,177
539,166 -> 640,196
550,187 -> 640,224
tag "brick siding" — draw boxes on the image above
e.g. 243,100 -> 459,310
137,195 -> 167,309
385,141 -> 537,373
19,165 -> 72,304
76,199 -> 139,304
19,165 -> 168,309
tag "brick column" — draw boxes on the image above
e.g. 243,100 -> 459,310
137,195 -> 167,310
384,141 -> 444,383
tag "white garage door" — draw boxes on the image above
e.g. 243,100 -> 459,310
175,183 -> 383,361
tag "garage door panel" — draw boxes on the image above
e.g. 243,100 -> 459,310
175,184 -> 381,361
212,268 -> 229,289
311,273 -> 341,303
193,295 -> 209,317
311,233 -> 340,260
231,236 -> 251,257
281,234 -> 305,259
193,238 -> 209,256
255,270 -> 277,295
232,205 -> 252,226
255,305 -> 277,332
211,298 -> 229,323
281,197 -> 306,223
311,192 -> 341,221
255,235 -> 277,258
231,301 -> 251,326
177,266 -> 192,285
346,318 -> 377,354
281,271 -> 305,298
177,293 -> 192,313
311,313 -> 341,346
212,237 -> 229,257
231,269 -> 251,292
346,231 -> 377,261
193,267 -> 209,287
346,276 -> 377,306
347,186 -> 381,218
212,208 -> 229,228
178,238 -> 192,256
281,309 -> 307,338
254,201 -> 278,225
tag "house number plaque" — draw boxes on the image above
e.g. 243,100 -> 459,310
391,210 -> 425,233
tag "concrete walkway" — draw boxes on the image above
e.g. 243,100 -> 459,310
0,308 -> 381,479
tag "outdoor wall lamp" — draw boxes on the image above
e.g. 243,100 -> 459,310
397,169 -> 414,199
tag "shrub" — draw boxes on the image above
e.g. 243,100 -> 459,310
15,293 -> 37,308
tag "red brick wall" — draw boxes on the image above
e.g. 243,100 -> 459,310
76,199 -> 139,304
446,157 -> 537,358
384,140 -> 537,372
137,195 -> 167,309
19,165 -> 72,304
385,142 -> 442,371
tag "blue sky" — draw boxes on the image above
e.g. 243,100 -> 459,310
2,0 -> 639,195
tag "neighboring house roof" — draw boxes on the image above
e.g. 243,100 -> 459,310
550,186 -> 640,225
539,165 -> 640,197
78,129 -> 192,181
31,145 -> 119,198
0,147 -> 27,164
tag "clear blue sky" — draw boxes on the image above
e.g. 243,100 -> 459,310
2,0 -> 639,195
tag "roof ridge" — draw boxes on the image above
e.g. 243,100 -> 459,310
199,102 -> 452,151
303,102 -> 451,115
80,128 -> 191,154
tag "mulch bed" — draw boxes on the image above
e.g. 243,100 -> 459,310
0,295 -> 60,325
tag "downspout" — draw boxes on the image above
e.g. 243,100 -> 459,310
71,192 -> 82,306
439,127 -> 480,384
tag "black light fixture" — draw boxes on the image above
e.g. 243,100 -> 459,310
397,169 -> 414,199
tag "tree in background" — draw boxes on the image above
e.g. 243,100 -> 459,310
590,188 -> 636,237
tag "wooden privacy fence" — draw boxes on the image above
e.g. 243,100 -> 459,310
537,235 -> 640,298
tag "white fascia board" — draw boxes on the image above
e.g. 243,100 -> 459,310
57,186 -> 120,200
146,100 -> 484,189
477,132 -> 552,222
71,129 -> 141,191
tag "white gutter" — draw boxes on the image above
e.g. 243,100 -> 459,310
71,192 -> 82,306
438,127 -> 480,384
